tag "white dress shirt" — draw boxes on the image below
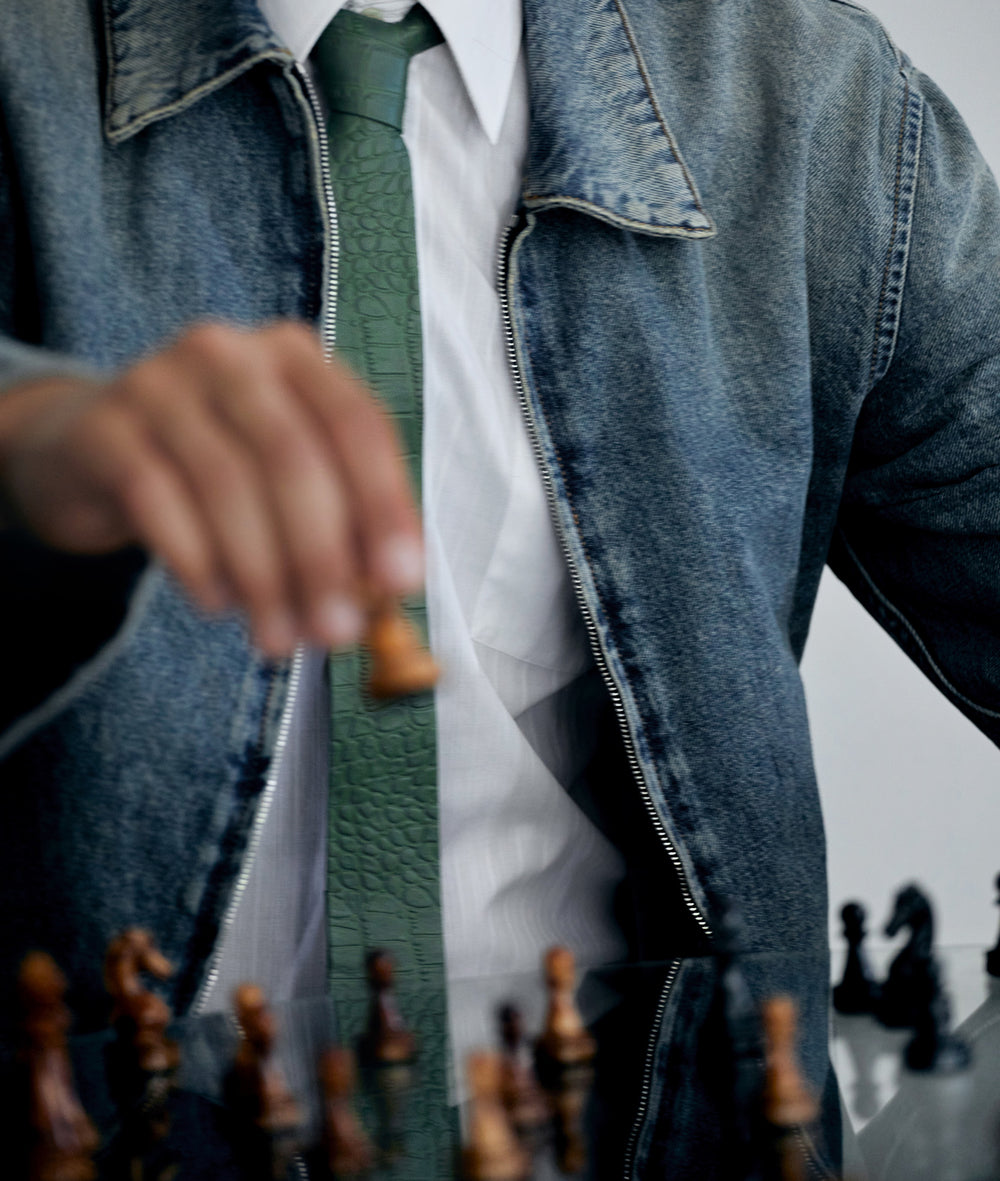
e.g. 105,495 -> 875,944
203,0 -> 629,1089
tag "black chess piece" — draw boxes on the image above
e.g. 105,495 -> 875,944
833,902 -> 880,1015
903,958 -> 972,1074
985,874 -> 1000,978
877,883 -> 936,1030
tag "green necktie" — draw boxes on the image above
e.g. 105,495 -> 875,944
311,6 -> 452,1173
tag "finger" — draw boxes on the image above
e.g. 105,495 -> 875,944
262,322 -> 425,598
205,344 -> 367,648
68,401 -> 227,611
119,356 -> 297,656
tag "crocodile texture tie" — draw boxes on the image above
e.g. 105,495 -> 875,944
311,5 -> 452,1168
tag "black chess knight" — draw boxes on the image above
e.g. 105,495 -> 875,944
877,884 -> 937,1030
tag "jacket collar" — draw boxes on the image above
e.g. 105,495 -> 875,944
102,0 -> 715,238
521,0 -> 715,238
102,0 -> 292,143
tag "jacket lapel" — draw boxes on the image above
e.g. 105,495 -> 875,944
101,0 -> 290,143
521,0 -> 715,237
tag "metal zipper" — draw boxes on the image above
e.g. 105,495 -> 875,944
621,959 -> 680,1178
496,213 -> 713,1177
190,61 -> 339,1021
191,63 -> 342,1181
190,646 -> 305,1014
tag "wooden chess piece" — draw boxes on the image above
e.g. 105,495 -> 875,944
357,950 -> 415,1165
761,996 -> 819,1181
229,983 -> 302,1181
358,949 -> 417,1065
319,1046 -> 375,1177
103,927 -> 180,1149
461,1051 -> 530,1181
534,947 -> 596,1077
364,600 -> 439,699
832,902 -> 880,1015
18,951 -> 100,1181
497,1004 -> 550,1145
985,873 -> 1000,978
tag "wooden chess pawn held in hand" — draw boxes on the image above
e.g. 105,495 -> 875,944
363,599 -> 439,700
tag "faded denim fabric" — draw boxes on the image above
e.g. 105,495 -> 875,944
3,0 -> 1000,1175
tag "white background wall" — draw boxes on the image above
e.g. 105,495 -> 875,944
803,0 -> 1000,953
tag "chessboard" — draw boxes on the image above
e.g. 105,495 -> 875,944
0,932 -> 838,1181
9,880 -> 1000,1180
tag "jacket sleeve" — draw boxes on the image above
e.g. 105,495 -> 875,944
829,62 -> 1000,747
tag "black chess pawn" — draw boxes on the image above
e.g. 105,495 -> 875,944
985,874 -> 1000,978
877,883 -> 936,1030
832,902 -> 880,1015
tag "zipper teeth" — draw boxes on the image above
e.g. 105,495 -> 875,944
496,217 -> 711,944
191,647 -> 306,1015
622,959 -> 680,1179
495,216 -> 712,1179
296,64 -> 339,361
192,62 -> 339,1022
795,1126 -> 835,1181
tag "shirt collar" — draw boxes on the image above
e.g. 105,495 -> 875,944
257,0 -> 522,145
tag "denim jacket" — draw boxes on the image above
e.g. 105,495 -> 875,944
3,0 -> 1000,1175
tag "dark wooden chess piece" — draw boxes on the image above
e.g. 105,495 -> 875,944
319,1046 -> 375,1177
985,873 -> 1000,978
228,983 -> 303,1181
832,902 -> 881,1015
760,996 -> 819,1181
461,1051 -> 530,1181
365,601 -> 440,699
534,947 -> 595,1174
534,947 -> 595,1078
18,951 -> 100,1181
358,949 -> 417,1066
497,1003 -> 550,1149
357,950 -> 415,1165
877,883 -> 937,1029
103,927 -> 180,1161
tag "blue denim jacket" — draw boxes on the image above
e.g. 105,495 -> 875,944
3,0 -> 1000,1175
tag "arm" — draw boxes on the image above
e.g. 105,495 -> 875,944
830,62 -> 1000,745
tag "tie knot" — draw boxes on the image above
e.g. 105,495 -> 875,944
312,5 -> 444,131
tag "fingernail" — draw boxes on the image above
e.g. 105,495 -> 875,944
316,596 -> 365,648
379,535 -> 425,593
258,608 -> 298,656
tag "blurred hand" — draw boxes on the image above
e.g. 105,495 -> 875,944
0,321 -> 424,656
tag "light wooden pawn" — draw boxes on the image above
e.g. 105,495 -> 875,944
462,1051 -> 530,1181
364,601 -> 439,699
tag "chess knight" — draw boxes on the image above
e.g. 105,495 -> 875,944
4,0 -> 1000,1177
